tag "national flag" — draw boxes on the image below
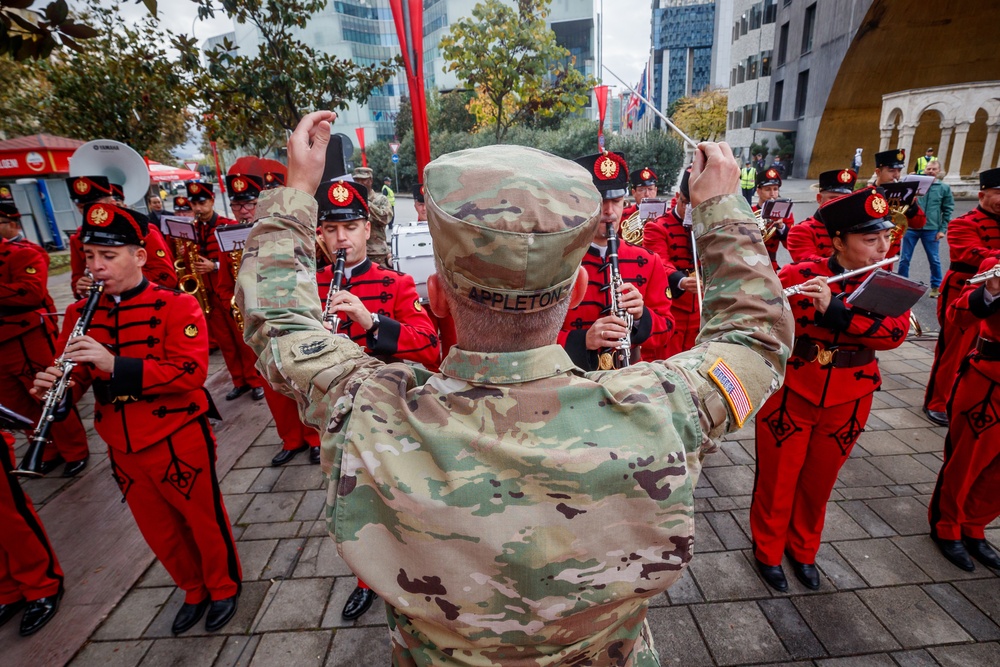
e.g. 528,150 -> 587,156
708,359 -> 753,427
635,64 -> 648,121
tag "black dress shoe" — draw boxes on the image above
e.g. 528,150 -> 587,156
38,455 -> 66,476
225,384 -> 251,401
933,537 -> 975,571
63,456 -> 89,478
171,599 -> 209,635
251,387 -> 265,401
787,555 -> 821,590
0,599 -> 25,628
963,538 -> 1000,569
755,558 -> 788,592
342,586 -> 377,620
923,407 -> 949,427
205,595 -> 238,632
271,445 -> 307,467
19,591 -> 61,636
310,446 -> 321,464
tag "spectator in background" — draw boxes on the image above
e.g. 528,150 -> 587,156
916,147 -> 936,175
147,195 -> 163,228
740,160 -> 757,204
755,152 -> 765,171
898,160 -> 953,298
852,148 -> 863,174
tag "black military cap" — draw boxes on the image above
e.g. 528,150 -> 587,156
818,169 -> 857,194
874,148 -> 906,169
412,182 -> 425,203
678,166 -> 692,200
80,203 -> 149,247
630,166 -> 658,188
263,171 -> 285,189
574,151 -> 629,200
109,183 -> 124,202
67,176 -> 117,204
818,187 -> 894,238
0,186 -> 20,219
980,167 -> 1000,190
225,174 -> 264,202
185,181 -> 214,202
173,196 -> 192,212
756,167 -> 782,188
316,180 -> 369,222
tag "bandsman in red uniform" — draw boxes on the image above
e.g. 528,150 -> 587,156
871,149 -> 920,260
33,203 -> 242,635
923,168 -> 1000,426
313,179 -> 440,622
928,253 -> 1000,572
215,174 -> 320,467
172,195 -> 194,217
263,171 -> 285,189
786,169 -> 856,262
750,188 -> 908,592
0,407 -> 63,636
643,167 -> 700,355
185,180 -> 265,402
620,166 -> 659,221
0,193 -> 91,477
559,152 -> 673,368
753,167 -> 795,271
67,176 -> 177,296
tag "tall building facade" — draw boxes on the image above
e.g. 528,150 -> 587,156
222,0 -> 597,147
724,0 -> 778,157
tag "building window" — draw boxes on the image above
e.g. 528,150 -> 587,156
731,68 -> 737,87
743,104 -> 754,127
747,54 -> 759,81
763,0 -> 777,24
772,80 -> 784,120
733,21 -> 738,43
795,69 -> 809,118
802,3 -> 816,54
740,12 -> 748,36
761,50 -> 772,77
749,3 -> 762,30
777,22 -> 789,66
756,101 -> 769,123
737,62 -> 746,84
783,0 -> 792,6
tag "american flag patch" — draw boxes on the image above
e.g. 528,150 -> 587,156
708,359 -> 753,428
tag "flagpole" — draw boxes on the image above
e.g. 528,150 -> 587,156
603,64 -> 699,150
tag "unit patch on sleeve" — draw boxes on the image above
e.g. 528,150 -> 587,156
707,358 -> 753,428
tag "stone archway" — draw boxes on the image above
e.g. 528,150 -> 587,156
910,108 -> 943,173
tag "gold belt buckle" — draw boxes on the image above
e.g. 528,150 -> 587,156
816,346 -> 835,366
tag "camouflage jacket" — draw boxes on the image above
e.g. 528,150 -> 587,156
368,191 -> 392,258
237,187 -> 791,667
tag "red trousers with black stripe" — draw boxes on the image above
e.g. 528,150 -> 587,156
0,433 -> 63,603
929,362 -> 1000,541
109,417 -> 242,603
262,384 -> 320,452
751,386 -> 873,565
206,292 -> 262,390
0,326 -> 90,463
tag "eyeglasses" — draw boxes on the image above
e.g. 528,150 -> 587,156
231,201 -> 257,210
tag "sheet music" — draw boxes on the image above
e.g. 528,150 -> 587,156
762,198 -> 793,220
908,175 -> 936,196
846,269 -> 927,317
163,216 -> 197,241
215,224 -> 252,253
638,199 -> 668,220
881,181 -> 920,208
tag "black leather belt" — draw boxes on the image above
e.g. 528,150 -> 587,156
793,339 -> 876,368
975,337 -> 1000,360
950,262 -> 980,275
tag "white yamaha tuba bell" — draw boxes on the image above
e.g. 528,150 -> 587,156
69,140 -> 151,206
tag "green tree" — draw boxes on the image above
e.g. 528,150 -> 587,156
671,88 -> 727,142
0,55 -> 52,137
775,132 -> 795,159
181,0 -> 400,156
608,131 -> 685,192
1,0 -> 102,60
439,0 -> 594,143
395,96 -> 413,138
428,89 -> 476,135
750,138 -> 770,161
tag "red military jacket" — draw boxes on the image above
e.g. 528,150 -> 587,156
620,204 -> 637,221
558,242 -> 673,370
939,207 -> 1000,320
781,257 -> 909,407
71,226 -> 178,294
316,258 -> 440,368
0,237 -> 56,343
753,203 -> 795,271
947,257 -> 1000,383
60,279 -> 211,453
193,213 -> 239,294
643,208 -> 697,315
786,215 -> 834,263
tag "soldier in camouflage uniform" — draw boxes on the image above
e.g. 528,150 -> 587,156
352,167 -> 392,268
237,110 -> 792,666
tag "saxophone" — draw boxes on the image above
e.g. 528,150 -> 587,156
175,237 -> 211,315
323,249 -> 347,332
229,246 -> 244,332
598,222 -> 634,370
13,280 -> 105,478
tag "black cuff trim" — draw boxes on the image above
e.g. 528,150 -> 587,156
815,296 -> 853,332
565,329 -> 598,371
668,270 -> 686,298
109,357 -> 143,397
632,308 -> 653,344
969,285 -> 1000,319
368,315 -> 400,354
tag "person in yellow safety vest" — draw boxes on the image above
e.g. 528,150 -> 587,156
740,160 -> 757,204
916,148 -> 935,174
382,177 -> 396,208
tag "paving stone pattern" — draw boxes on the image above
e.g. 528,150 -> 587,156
42,333 -> 1000,665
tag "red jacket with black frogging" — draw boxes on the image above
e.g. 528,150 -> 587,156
643,209 -> 697,315
753,204 -> 794,271
786,215 -> 834,263
316,258 -> 440,368
60,279 -> 211,453
947,257 -> 1000,383
781,257 -> 909,407
558,242 -> 673,369
0,238 -> 57,343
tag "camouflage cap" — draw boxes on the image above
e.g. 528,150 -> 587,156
352,167 -> 374,180
424,145 -> 601,313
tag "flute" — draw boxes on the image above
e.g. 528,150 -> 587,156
968,265 -> 1000,285
782,256 -> 898,297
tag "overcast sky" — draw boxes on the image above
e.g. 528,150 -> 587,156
89,0 -> 653,156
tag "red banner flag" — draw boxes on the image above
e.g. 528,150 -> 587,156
355,127 -> 367,168
595,85 -> 609,151
389,0 -> 431,178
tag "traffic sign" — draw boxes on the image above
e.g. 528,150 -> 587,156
389,142 -> 400,155
184,161 -> 199,172
391,154 -> 400,163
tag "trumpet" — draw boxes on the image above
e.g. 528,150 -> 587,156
323,249 -> 347,332
14,280 -> 105,478
968,264 -> 1000,285
174,237 -> 211,315
782,256 -> 899,297
598,222 -> 633,370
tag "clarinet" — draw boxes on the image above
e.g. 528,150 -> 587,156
598,222 -> 634,370
323,249 -> 348,332
13,280 -> 105,478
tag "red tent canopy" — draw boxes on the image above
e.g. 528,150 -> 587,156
0,134 -> 83,178
147,161 -> 200,183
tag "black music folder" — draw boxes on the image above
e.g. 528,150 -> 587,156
846,269 -> 928,317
